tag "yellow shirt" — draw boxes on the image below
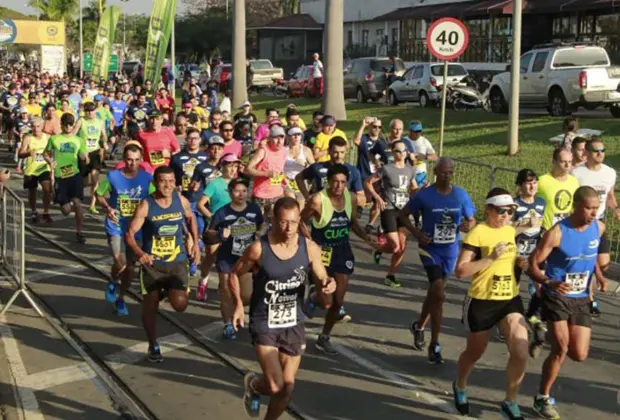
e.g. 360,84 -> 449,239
25,104 -> 42,118
194,106 -> 210,130
536,173 -> 580,229
314,128 -> 347,162
463,223 -> 519,301
280,117 -> 307,130
56,109 -> 76,120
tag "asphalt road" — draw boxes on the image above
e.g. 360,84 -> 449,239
0,148 -> 618,420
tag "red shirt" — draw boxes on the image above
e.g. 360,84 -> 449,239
137,127 -> 180,168
114,161 -> 155,174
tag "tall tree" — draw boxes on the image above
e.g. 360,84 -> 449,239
232,0 -> 247,108
321,0 -> 346,120
181,0 -> 279,26
279,0 -> 300,16
28,0 -> 78,21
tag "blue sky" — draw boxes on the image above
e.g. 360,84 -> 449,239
0,0 -> 188,16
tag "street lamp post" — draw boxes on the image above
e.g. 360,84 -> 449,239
121,0 -> 129,75
79,0 -> 83,79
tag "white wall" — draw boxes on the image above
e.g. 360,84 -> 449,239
301,0 -> 470,24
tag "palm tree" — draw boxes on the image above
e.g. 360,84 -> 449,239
28,0 -> 78,21
321,0 -> 346,120
232,0 -> 247,108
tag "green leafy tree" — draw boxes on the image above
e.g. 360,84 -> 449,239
28,0 -> 78,21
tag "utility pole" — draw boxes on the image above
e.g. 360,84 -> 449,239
171,17 -> 176,100
79,0 -> 84,78
232,0 -> 247,108
321,0 -> 346,120
507,0 -> 523,155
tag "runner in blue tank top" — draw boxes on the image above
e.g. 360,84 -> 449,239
229,197 -> 335,419
527,186 -> 607,420
95,144 -> 154,315
125,166 -> 201,363
301,164 -> 378,356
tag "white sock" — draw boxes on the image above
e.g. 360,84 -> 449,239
200,274 -> 209,286
536,393 -> 549,400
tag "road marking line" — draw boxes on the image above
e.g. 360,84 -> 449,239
20,322 -> 223,392
306,328 -> 472,419
0,317 -> 44,420
25,256 -> 112,282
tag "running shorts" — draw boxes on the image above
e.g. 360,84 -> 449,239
139,261 -> 189,296
107,234 -> 139,264
23,171 -> 51,190
598,233 -> 610,254
462,296 -> 524,333
419,244 -> 459,282
250,324 -> 306,357
380,208 -> 405,234
81,151 -> 103,175
321,244 -> 354,276
190,202 -> 206,242
54,174 -> 84,205
541,290 -> 591,328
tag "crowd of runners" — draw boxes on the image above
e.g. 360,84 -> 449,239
1,66 -> 618,420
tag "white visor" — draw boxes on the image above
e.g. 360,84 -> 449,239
485,194 -> 516,207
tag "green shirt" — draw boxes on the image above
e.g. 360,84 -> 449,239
78,117 -> 104,153
45,133 -> 86,179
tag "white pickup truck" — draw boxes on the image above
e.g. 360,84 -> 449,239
489,44 -> 620,117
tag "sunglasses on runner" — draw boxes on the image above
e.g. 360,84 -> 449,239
493,206 -> 515,216
589,147 -> 605,153
393,148 -> 407,153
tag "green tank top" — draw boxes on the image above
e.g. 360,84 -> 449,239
47,133 -> 84,179
78,117 -> 103,153
24,133 -> 51,177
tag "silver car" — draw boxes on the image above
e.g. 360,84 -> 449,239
387,63 -> 469,107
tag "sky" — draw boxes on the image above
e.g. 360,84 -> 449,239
0,0 -> 188,17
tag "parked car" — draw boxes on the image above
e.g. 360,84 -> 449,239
249,59 -> 284,88
286,65 -> 323,98
488,43 -> 620,117
212,63 -> 232,91
343,57 -> 406,102
387,62 -> 469,106
122,60 -> 142,79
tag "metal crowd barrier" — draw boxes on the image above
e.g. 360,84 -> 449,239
0,185 -> 43,316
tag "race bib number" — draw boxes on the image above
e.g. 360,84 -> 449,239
491,275 -> 513,299
433,223 -> 457,244
287,178 -> 300,192
60,164 -> 75,179
269,174 -> 284,186
152,236 -> 175,258
34,153 -> 45,162
516,238 -> 536,257
231,234 -> 252,256
87,138 -> 99,150
150,151 -> 165,166
394,191 -> 408,209
565,271 -> 589,294
321,246 -> 333,266
552,213 -> 567,226
268,301 -> 297,329
118,197 -> 140,218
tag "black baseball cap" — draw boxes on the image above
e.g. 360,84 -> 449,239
149,109 -> 162,118
515,168 -> 537,185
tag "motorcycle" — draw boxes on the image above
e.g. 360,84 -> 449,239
448,75 -> 491,112
271,78 -> 289,97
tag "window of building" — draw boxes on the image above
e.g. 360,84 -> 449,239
362,30 -> 369,46
466,18 -> 490,37
552,16 -> 577,37
596,14 -> 620,34
347,30 -> 353,46
392,28 -> 398,44
492,17 -> 511,36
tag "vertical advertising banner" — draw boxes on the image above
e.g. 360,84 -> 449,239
144,0 -> 177,86
91,6 -> 121,80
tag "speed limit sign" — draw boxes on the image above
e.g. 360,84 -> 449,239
427,17 -> 469,61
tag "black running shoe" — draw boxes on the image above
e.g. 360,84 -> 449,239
410,321 -> 425,351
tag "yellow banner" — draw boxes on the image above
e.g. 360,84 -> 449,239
0,20 -> 65,46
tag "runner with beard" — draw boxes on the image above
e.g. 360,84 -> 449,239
231,197 -> 336,419
301,164 -> 378,355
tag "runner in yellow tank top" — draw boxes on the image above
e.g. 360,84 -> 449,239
453,188 -> 529,419
17,117 -> 53,224
536,148 -> 580,230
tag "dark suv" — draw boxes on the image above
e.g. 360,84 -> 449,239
343,57 -> 405,102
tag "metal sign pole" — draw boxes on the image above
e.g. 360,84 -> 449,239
438,60 -> 448,156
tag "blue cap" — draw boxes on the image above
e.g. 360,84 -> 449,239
409,122 -> 423,132
94,94 -> 103,102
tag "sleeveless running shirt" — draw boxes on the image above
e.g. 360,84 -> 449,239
249,234 -> 310,334
24,133 -> 50,177
284,146 -> 307,193
252,147 -> 287,199
78,117 -> 103,153
142,192 -> 187,265
311,189 -> 352,267
544,218 -> 599,299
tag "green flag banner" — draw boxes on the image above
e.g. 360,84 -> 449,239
91,6 -> 120,80
144,0 -> 177,86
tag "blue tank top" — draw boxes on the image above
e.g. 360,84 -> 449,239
544,218 -> 599,299
104,169 -> 153,236
249,234 -> 310,334
142,192 -> 187,265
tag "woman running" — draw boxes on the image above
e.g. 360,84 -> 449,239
283,127 -> 314,208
